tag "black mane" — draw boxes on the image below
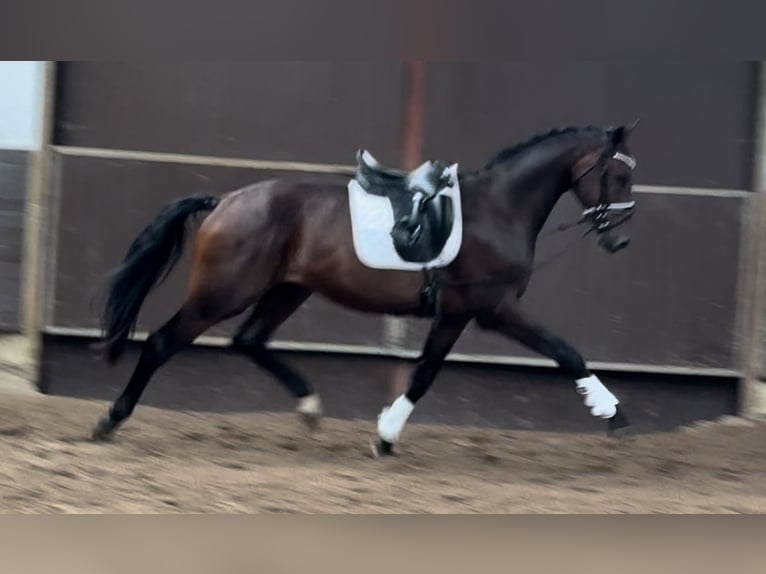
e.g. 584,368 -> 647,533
481,125 -> 606,171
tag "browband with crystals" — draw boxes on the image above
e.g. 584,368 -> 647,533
612,151 -> 636,170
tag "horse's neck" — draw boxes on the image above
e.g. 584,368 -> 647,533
491,148 -> 574,240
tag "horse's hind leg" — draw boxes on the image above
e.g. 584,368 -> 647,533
231,282 -> 322,429
92,302 -> 221,441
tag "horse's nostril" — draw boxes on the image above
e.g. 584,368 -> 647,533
599,232 -> 630,253
615,236 -> 630,250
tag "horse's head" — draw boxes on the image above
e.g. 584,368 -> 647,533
570,121 -> 639,254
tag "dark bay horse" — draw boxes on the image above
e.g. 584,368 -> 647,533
93,123 -> 639,455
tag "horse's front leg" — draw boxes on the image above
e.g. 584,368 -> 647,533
477,302 -> 631,435
374,315 -> 469,456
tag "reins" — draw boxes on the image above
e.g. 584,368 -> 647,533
422,212 -> 591,294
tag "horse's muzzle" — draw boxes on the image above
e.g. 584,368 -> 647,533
598,230 -> 630,253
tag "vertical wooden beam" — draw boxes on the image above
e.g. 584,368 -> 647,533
401,61 -> 427,171
738,61 -> 766,417
383,61 -> 427,399
19,61 -> 57,391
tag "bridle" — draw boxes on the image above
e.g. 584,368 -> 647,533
416,135 -> 639,319
571,145 -> 637,236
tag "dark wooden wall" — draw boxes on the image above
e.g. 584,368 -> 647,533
54,62 -> 407,165
422,62 -> 756,188
46,62 -> 758,373
0,149 -> 27,331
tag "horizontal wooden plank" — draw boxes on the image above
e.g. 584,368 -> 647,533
0,149 -> 28,213
48,154 -> 385,347
42,336 -> 738,433
48,154 -> 745,370
0,150 -> 26,331
0,214 -> 23,264
0,263 -> 21,330
54,62 -> 407,167
405,192 -> 745,370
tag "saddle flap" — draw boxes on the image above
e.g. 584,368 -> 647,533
347,161 -> 463,271
392,193 -> 455,263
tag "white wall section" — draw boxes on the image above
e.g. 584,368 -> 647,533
0,61 -> 45,150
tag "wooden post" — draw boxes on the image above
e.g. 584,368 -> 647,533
19,61 -> 57,391
383,61 -> 427,399
738,61 -> 766,417
401,61 -> 427,171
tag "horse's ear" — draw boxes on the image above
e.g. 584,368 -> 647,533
608,119 -> 640,146
608,126 -> 624,147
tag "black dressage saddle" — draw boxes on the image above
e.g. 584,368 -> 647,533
353,149 -> 456,263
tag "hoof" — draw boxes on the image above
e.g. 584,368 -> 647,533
370,438 -> 395,458
299,411 -> 322,433
296,395 -> 322,433
91,415 -> 117,442
607,406 -> 632,437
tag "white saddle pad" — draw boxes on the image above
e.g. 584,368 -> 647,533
347,163 -> 463,271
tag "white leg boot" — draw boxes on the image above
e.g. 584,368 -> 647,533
576,375 -> 618,418
377,394 -> 415,444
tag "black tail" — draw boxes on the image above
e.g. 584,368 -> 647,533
100,194 -> 219,364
